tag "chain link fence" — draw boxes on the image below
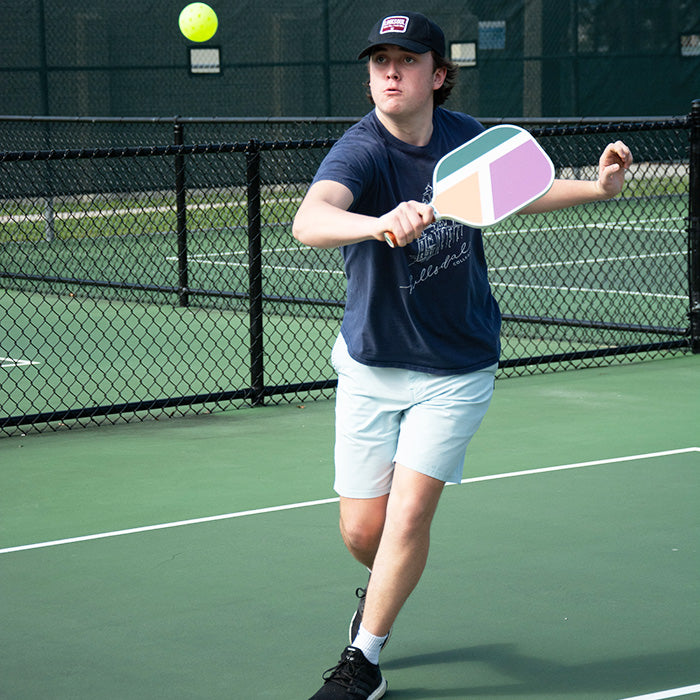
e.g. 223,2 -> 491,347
1,112 -> 698,435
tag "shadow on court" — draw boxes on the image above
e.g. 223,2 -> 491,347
383,645 -> 700,697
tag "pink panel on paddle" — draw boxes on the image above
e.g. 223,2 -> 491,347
489,139 -> 553,221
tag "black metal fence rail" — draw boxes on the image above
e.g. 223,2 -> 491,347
1,109 -> 697,435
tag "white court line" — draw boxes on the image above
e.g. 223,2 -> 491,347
455,448 -> 699,485
1,357 -> 40,368
1,447 -> 697,556
165,246 -> 345,277
184,260 -> 345,277
0,197 -> 304,225
183,259 -> 345,277
618,683 -> 700,699
485,215 -> 684,238
490,250 -> 684,273
0,498 -> 341,555
490,281 -> 686,300
171,245 -> 303,259
171,242 -> 684,286
174,248 -> 683,274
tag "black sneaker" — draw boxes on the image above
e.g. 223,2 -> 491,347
308,646 -> 387,700
349,587 -> 391,649
348,587 -> 366,644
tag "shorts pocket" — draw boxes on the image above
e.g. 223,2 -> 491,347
330,334 -> 346,373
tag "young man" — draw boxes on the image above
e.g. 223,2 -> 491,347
293,11 -> 632,700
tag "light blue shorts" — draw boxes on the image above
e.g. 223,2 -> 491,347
331,335 -> 497,498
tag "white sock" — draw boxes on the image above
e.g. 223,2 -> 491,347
352,623 -> 388,666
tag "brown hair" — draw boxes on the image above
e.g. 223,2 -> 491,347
364,50 -> 459,109
433,52 -> 458,107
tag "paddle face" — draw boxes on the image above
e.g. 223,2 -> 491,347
384,125 -> 555,247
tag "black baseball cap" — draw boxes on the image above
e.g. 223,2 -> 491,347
358,12 -> 446,59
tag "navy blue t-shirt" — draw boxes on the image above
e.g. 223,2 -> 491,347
313,108 -> 501,375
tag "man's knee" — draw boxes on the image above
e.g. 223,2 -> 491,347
339,496 -> 388,564
340,511 -> 382,554
383,466 -> 445,539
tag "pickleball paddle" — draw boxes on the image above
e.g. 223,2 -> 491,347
384,124 -> 555,247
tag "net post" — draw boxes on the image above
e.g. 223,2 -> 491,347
689,99 -> 700,353
246,139 -> 265,406
174,118 -> 189,308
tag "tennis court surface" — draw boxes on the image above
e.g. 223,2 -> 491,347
1,355 -> 698,699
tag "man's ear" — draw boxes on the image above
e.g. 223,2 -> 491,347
433,66 -> 447,89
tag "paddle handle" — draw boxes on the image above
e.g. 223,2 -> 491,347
383,204 -> 437,248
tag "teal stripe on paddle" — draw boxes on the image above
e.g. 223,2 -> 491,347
435,125 -> 521,181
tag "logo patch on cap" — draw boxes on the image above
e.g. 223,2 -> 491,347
380,15 -> 409,34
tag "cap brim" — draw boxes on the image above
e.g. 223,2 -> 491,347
358,39 -> 433,60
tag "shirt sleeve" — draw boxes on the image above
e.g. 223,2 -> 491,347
311,127 -> 379,207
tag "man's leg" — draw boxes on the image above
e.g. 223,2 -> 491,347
342,462 -> 445,637
339,494 -> 388,569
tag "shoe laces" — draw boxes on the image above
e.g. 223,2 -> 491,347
322,647 -> 366,689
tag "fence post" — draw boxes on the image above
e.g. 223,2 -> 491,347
246,139 -> 265,405
43,196 -> 55,242
174,118 -> 189,308
689,99 -> 700,353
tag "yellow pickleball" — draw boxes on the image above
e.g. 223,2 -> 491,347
179,3 -> 218,42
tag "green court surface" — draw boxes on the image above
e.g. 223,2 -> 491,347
1,355 -> 698,699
